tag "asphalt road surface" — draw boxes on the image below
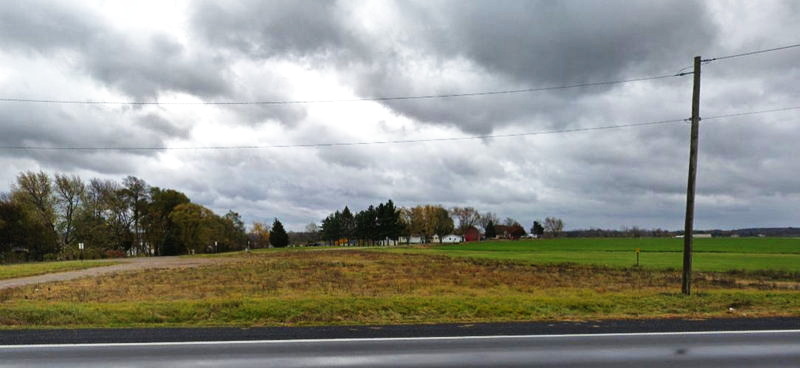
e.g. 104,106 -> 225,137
2,330 -> 799,367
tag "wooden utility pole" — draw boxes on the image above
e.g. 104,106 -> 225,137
682,56 -> 702,295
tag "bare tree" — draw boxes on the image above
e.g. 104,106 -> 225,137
122,176 -> 149,255
478,212 -> 499,231
305,223 -> 319,233
451,207 -> 480,235
543,217 -> 564,238
97,180 -> 134,251
54,174 -> 85,247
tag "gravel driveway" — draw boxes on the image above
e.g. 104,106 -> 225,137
0,257 -> 233,290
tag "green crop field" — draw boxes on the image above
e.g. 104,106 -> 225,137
381,237 -> 800,273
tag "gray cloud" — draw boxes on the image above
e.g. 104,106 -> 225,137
1,0 -> 799,232
191,0 -> 363,60
137,113 -> 191,139
0,1 -> 231,100
190,0 -> 716,134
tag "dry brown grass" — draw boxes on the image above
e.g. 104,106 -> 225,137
1,249 -> 798,328
4,250 -> 785,304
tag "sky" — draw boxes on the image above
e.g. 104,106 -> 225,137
0,0 -> 799,231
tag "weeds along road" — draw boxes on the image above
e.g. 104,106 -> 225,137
0,256 -> 232,290
2,329 -> 799,367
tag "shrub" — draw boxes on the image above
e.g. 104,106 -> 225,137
104,249 -> 126,258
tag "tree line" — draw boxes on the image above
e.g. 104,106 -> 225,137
317,202 -> 565,245
319,200 -> 409,245
0,171 -> 287,262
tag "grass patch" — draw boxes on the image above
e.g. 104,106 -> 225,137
1,291 -> 798,329
0,249 -> 797,328
0,260 -> 119,280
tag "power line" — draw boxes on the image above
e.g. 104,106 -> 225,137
703,42 -> 800,63
0,118 -> 686,151
0,74 -> 683,106
2,42 -> 797,106
702,105 -> 800,121
4,105 -> 799,152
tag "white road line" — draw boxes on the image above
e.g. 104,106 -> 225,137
2,329 -> 800,349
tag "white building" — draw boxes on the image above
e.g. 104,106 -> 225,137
432,234 -> 463,244
376,238 -> 401,246
674,233 -> 712,238
398,236 -> 426,244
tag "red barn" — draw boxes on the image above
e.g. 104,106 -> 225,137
464,226 -> 481,242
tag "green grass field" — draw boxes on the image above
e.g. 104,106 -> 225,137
381,237 -> 800,273
1,249 -> 798,328
1,238 -> 798,329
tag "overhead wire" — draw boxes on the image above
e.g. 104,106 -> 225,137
2,105 -> 799,152
702,106 -> 800,121
0,42 -> 798,152
2,42 -> 798,106
702,42 -> 800,63
0,74 -> 683,106
0,118 -> 687,151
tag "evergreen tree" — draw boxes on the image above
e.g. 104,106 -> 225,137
340,206 -> 355,242
355,206 -> 378,245
485,220 -> 497,238
532,221 -> 545,238
376,199 -> 402,245
270,218 -> 289,248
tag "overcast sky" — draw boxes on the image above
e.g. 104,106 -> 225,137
1,0 -> 799,231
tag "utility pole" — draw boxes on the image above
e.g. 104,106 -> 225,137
682,56 -> 702,295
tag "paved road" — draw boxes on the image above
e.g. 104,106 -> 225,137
1,330 -> 798,367
0,256 -> 229,290
2,317 -> 799,345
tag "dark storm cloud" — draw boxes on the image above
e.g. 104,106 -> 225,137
408,1 -> 714,84
190,0 -> 716,133
0,103 -> 168,173
0,1 -> 97,51
136,114 -> 191,139
1,0 -> 799,231
80,34 -> 230,100
191,0 -> 362,60
358,0 -> 716,132
0,1 -> 231,101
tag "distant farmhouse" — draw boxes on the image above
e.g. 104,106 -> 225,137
432,234 -> 463,243
463,227 -> 481,242
674,233 -> 713,238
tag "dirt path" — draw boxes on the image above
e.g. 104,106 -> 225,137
0,257 -> 235,290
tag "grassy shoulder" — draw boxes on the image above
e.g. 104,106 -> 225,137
2,291 -> 798,329
0,249 -> 798,329
0,260 -> 120,280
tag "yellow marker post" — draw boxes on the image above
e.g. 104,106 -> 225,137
635,248 -> 641,267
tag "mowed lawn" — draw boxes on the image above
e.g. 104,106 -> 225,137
0,260 -> 119,280
0,248 -> 798,329
381,238 -> 800,273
